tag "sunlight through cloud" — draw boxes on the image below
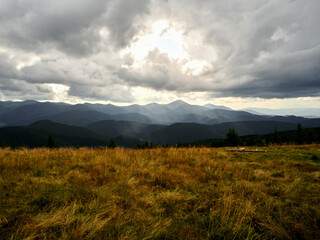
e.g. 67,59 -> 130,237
120,20 -> 188,62
45,83 -> 70,102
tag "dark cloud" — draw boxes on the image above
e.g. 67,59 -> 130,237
0,53 -> 19,80
105,0 -> 150,47
0,78 -> 54,100
0,0 -> 108,56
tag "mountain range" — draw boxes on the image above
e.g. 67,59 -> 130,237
0,100 -> 319,147
243,107 -> 320,118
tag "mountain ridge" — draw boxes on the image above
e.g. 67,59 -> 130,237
1,100 -> 318,127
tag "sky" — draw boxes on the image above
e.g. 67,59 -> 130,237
0,0 -> 320,109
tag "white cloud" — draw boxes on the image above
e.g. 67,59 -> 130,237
271,28 -> 292,42
182,60 -> 212,76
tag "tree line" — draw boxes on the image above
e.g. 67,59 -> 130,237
136,124 -> 320,148
0,123 -> 319,149
193,124 -> 320,147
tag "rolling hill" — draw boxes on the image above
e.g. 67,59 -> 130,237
0,119 -> 309,147
147,121 -> 299,144
0,121 -> 106,148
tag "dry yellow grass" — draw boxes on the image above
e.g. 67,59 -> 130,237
0,145 -> 319,239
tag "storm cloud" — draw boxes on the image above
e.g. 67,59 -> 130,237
0,0 -> 319,103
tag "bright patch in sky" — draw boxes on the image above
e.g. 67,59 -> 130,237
121,20 -> 187,61
45,84 -> 70,102
121,20 -> 212,77
16,55 -> 41,70
131,86 -> 178,104
155,29 -> 187,59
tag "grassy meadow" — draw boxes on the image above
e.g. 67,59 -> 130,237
0,145 -> 320,239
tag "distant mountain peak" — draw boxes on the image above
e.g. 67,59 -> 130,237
168,100 -> 189,106
204,104 -> 216,108
145,102 -> 159,107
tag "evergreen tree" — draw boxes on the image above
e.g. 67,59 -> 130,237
143,140 -> 149,149
225,128 -> 239,146
108,137 -> 116,148
272,127 -> 279,144
46,132 -> 56,149
296,123 -> 304,145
